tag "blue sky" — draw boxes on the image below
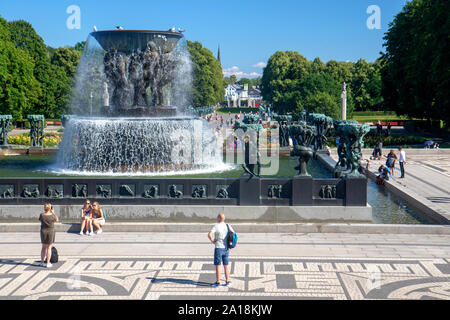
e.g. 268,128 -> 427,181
0,0 -> 407,78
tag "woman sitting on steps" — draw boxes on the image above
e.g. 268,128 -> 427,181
90,201 -> 105,234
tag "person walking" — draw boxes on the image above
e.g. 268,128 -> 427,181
208,213 -> 234,287
39,203 -> 59,268
398,146 -> 406,178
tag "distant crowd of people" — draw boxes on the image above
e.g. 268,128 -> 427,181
376,120 -> 392,137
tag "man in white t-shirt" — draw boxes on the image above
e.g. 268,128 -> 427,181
208,213 -> 234,287
398,146 -> 406,178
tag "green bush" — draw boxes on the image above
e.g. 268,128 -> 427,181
217,107 -> 260,114
325,131 -> 428,148
403,120 -> 442,132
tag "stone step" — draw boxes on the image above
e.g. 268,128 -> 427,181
1,222 -> 449,235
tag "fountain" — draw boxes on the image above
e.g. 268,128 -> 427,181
56,28 -> 223,174
0,28 -> 376,224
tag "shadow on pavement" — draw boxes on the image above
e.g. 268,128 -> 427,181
0,259 -> 39,267
148,277 -> 211,287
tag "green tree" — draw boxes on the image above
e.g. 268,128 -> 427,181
300,91 -> 340,120
350,59 -> 374,111
261,51 -> 311,113
51,47 -> 81,78
366,59 -> 383,110
381,0 -> 450,127
325,60 -> 353,84
187,40 -> 224,106
0,17 -> 40,119
8,20 -> 56,116
74,41 -> 86,52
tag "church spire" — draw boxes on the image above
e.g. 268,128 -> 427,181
217,44 -> 221,65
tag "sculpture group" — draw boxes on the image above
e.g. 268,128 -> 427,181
233,110 -> 369,178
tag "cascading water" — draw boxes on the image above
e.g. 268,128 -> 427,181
54,28 -> 227,175
56,117 -> 224,175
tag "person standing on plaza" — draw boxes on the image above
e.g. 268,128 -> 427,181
376,120 -> 382,136
386,122 -> 392,137
398,146 -> 406,178
376,139 -> 383,160
208,213 -> 234,287
385,150 -> 398,176
39,203 -> 59,268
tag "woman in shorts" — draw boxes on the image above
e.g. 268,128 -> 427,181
39,203 -> 59,268
385,150 -> 398,177
80,200 -> 93,235
91,201 -> 105,234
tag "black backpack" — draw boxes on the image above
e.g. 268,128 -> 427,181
50,247 -> 59,263
226,224 -> 238,249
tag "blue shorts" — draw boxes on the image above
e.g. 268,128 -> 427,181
214,248 -> 229,266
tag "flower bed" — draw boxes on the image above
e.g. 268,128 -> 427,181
7,133 -> 62,148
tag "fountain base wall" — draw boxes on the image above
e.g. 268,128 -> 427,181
0,204 -> 372,223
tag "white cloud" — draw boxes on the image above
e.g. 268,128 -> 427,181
252,62 -> 267,68
223,66 -> 261,79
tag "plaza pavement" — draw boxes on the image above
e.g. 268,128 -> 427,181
1,231 -> 449,300
363,149 -> 450,221
326,148 -> 450,223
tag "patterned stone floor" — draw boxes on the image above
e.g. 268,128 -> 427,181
1,232 -> 450,300
1,256 -> 450,300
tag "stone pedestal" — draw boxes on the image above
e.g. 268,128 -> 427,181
239,174 -> 261,205
291,175 -> 313,205
345,176 -> 367,206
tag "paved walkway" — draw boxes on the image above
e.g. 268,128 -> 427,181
1,232 -> 449,300
330,149 -> 450,221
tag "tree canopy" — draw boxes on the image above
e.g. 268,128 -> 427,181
259,51 -> 382,118
381,0 -> 449,127
0,17 -> 40,119
187,40 -> 224,107
0,17 -> 83,119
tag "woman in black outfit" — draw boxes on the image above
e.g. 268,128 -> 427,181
39,203 -> 59,268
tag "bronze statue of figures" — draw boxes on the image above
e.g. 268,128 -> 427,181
334,121 -> 369,177
60,115 -> 76,128
234,115 -> 264,177
168,185 -> 183,198
103,45 -> 178,109
334,120 -> 356,177
0,115 -> 12,146
27,115 -> 44,147
276,115 -> 292,147
299,110 -> 307,122
288,121 -> 317,176
307,113 -> 333,151
192,185 -> 207,198
143,185 -> 159,198
268,185 -> 282,198
216,187 -> 229,199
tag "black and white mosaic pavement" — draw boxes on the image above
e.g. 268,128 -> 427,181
1,256 -> 449,300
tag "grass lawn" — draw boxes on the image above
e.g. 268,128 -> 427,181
349,111 -> 425,124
